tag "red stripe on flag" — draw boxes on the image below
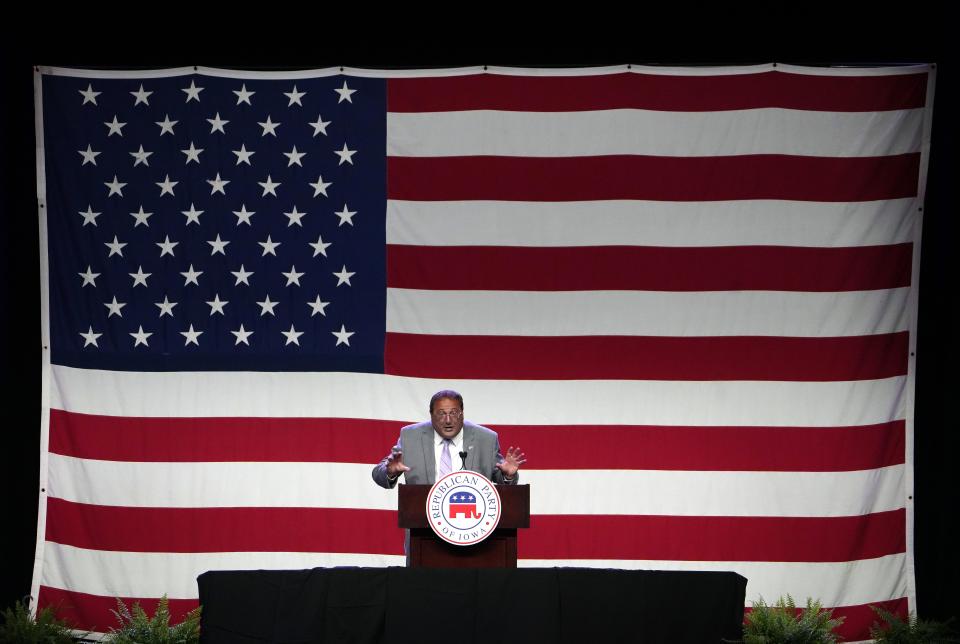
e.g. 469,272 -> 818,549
385,332 -> 909,381
48,410 -> 402,463
522,510 -> 906,562
37,586 -> 200,635
45,499 -> 902,563
387,244 -> 913,292
386,155 -> 920,202
45,498 -> 403,554
744,597 -> 909,643
48,410 -> 904,472
487,421 -> 906,472
830,598 -> 911,642
388,72 -> 928,112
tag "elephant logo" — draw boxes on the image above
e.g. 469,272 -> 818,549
449,492 -> 481,519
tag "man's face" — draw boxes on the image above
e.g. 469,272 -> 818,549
431,397 -> 463,439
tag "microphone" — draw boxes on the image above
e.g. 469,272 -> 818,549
459,451 -> 468,470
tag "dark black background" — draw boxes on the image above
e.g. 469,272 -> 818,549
2,16 -> 956,626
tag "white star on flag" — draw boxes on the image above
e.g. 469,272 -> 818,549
130,326 -> 153,347
130,266 -> 151,288
207,112 -> 229,134
79,326 -> 102,347
130,206 -> 152,228
130,84 -> 152,106
206,294 -> 228,315
79,145 -> 100,166
103,297 -> 125,318
233,84 -> 255,105
282,324 -> 304,346
182,142 -> 203,164
105,176 -> 127,197
284,206 -> 307,227
156,236 -> 178,257
182,204 -> 203,225
259,236 -> 281,256
155,297 -> 178,317
332,324 -> 354,346
156,115 -> 178,135
335,81 -> 356,103
208,234 -> 230,256
334,143 -> 356,165
104,116 -> 126,136
309,235 -> 331,257
333,265 -> 355,286
105,236 -> 127,257
310,115 -> 331,136
130,145 -> 152,166
309,175 -> 331,197
233,145 -> 255,165
284,146 -> 306,167
182,80 -> 204,102
181,325 -> 203,346
282,266 -> 305,286
257,295 -> 278,316
258,116 -> 280,136
259,175 -> 281,196
181,265 -> 203,286
207,173 -> 230,195
79,206 -> 101,226
78,266 -> 100,287
308,296 -> 330,317
231,324 -> 253,346
79,84 -> 100,105
231,265 -> 254,286
156,175 -> 178,196
335,204 -> 356,226
285,86 -> 306,106
233,205 -> 255,226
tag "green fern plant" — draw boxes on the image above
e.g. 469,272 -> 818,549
743,595 -> 845,644
103,595 -> 200,644
869,605 -> 960,643
0,600 -> 81,644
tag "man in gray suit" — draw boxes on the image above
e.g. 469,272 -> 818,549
372,389 -> 526,488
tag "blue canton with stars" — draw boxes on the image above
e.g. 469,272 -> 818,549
42,71 -> 386,372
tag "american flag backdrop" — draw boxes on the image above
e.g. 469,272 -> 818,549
33,64 -> 934,642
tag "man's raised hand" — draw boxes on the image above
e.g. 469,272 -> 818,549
497,446 -> 527,478
386,448 -> 411,478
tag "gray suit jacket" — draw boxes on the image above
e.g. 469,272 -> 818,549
372,421 -> 518,488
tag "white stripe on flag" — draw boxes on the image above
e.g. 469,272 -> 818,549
386,288 -> 910,337
40,542 -> 403,599
387,109 -> 924,158
47,455 -> 903,517
523,467 -> 905,517
40,541 -> 905,608
386,199 -> 917,248
50,366 -> 907,427
47,456 -> 397,510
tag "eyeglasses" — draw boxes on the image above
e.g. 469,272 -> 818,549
432,410 -> 462,420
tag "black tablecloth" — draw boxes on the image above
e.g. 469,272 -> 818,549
198,567 -> 746,644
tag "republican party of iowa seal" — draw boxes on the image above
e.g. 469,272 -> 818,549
426,471 -> 502,546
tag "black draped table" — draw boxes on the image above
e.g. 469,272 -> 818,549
198,567 -> 746,643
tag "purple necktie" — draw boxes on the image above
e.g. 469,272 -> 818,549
439,439 -> 452,478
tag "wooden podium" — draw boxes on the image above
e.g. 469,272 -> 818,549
398,483 -> 529,568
